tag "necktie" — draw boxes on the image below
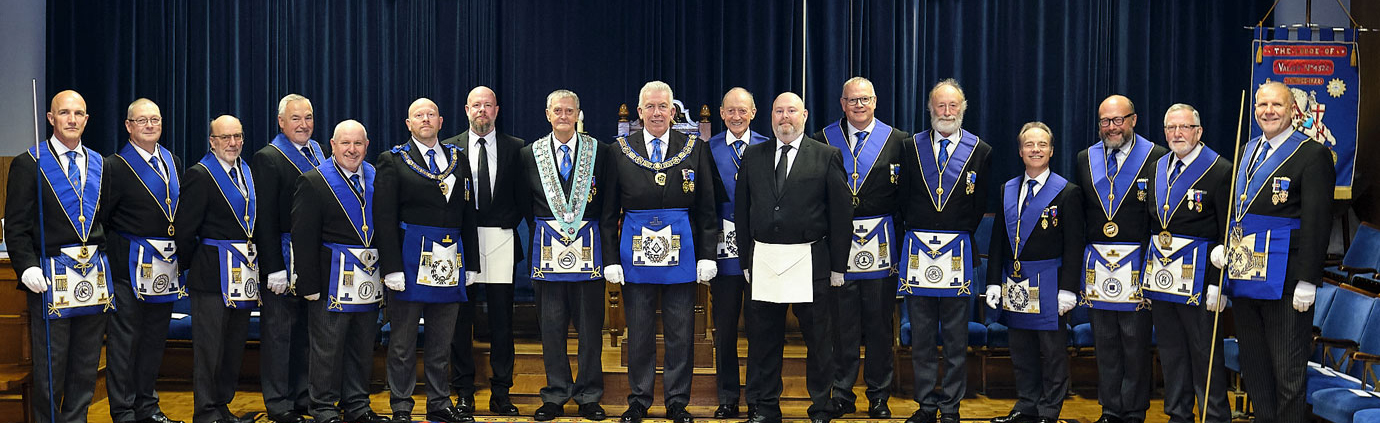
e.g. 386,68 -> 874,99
938,138 -> 951,166
775,144 -> 792,192
1169,160 -> 1184,183
853,131 -> 869,156
1106,148 -> 1120,178
477,139 -> 492,209
302,146 -> 319,167
732,140 -> 745,159
651,138 -> 664,163
349,174 -> 363,196
1021,179 -> 1039,214
65,151 -> 81,188
149,156 -> 165,180
426,149 -> 441,174
559,145 -> 573,181
229,167 -> 244,194
1247,141 -> 1272,179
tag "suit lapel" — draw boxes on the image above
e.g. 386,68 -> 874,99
627,132 -> 649,158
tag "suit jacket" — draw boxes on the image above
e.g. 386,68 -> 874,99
734,136 -> 852,279
610,130 -> 719,264
1235,133 -> 1334,288
1145,147 -> 1232,286
516,134 -> 621,265
442,130 -> 527,230
986,175 -> 1085,293
251,139 -> 323,275
811,119 -> 909,218
374,141 -> 481,276
291,164 -> 379,298
897,129 -> 993,234
174,159 -> 256,294
102,145 -> 184,284
1076,137 -> 1170,244
4,143 -> 111,292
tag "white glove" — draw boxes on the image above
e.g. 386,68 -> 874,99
829,271 -> 845,287
1293,281 -> 1316,313
1210,245 -> 1226,269
20,267 -> 48,293
384,272 -> 406,292
304,293 -> 320,301
1205,284 -> 1227,312
1057,290 -> 1077,315
743,269 -> 751,283
465,271 -> 478,286
985,285 -> 1001,309
267,270 -> 289,295
604,265 -> 624,285
697,260 -> 717,285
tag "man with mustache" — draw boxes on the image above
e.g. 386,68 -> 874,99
441,86 -> 526,417
810,76 -> 908,420
896,80 -> 992,423
737,92 -> 851,423
251,94 -> 326,423
177,115 -> 259,423
1212,81 -> 1333,423
607,81 -> 719,423
1143,104 -> 1231,423
1074,95 -> 1167,423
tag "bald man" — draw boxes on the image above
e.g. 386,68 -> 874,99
293,120 -> 389,423
377,98 -> 479,423
176,115 -> 259,423
5,89 -> 114,423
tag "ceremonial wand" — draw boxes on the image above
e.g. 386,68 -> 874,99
1202,90 -> 1248,423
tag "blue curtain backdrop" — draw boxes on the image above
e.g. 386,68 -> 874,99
46,0 -> 1270,195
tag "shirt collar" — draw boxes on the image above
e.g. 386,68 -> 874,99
551,133 -> 577,151
1173,143 -> 1204,168
49,136 -> 81,158
1265,127 -> 1296,149
1023,168 -> 1051,187
469,129 -> 494,146
215,155 -> 240,174
411,137 -> 440,156
776,134 -> 804,150
726,130 -> 751,145
643,128 -> 670,144
129,141 -> 160,162
847,119 -> 877,139
933,129 -> 962,146
337,163 -> 361,179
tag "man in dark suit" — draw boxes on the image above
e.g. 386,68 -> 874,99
896,80 -> 992,423
1213,81 -> 1334,423
376,98 -> 479,423
1075,95 -> 1168,423
736,92 -> 851,423
441,86 -> 525,417
704,87 -> 769,420
524,89 -> 620,422
985,122 -> 1085,423
175,115 -> 258,423
292,120 -> 390,423
103,98 -> 185,423
606,81 -> 719,423
251,94 -> 325,423
1143,104 -> 1231,423
810,77 -> 907,419
5,90 -> 113,423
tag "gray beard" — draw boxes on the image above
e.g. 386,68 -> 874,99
1102,136 -> 1127,149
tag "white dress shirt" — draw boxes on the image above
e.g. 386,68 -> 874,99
467,130 -> 498,194
50,137 -> 87,188
1019,168 -> 1053,208
414,137 -> 457,201
774,135 -> 803,176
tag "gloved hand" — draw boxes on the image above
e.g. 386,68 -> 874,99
465,271 -> 478,286
604,265 -> 624,285
743,269 -> 751,284
21,267 -> 48,293
304,293 -> 320,301
829,271 -> 845,287
1210,245 -> 1226,269
1293,281 -> 1316,313
985,285 -> 1001,309
1205,284 -> 1227,312
267,270 -> 289,295
1057,290 -> 1077,315
697,260 -> 717,285
384,272 -> 405,292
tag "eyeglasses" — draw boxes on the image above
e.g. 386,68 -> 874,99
1164,124 -> 1200,133
844,96 -> 875,106
210,133 -> 244,141
127,117 -> 162,126
1098,113 -> 1136,127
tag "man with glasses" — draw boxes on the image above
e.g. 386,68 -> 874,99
1075,95 -> 1167,423
252,94 -> 326,423
176,115 -> 259,423
104,98 -> 185,423
811,76 -> 908,419
441,86 -> 526,417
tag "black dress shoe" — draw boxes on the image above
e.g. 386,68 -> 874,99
809,412 -> 832,423
620,404 -> 647,423
578,403 -> 607,421
746,405 -> 758,420
743,413 -> 782,423
390,411 -> 411,423
138,413 -> 185,423
715,404 -> 740,419
490,396 -> 521,416
867,399 -> 891,419
455,396 -> 476,414
938,413 -> 960,423
667,403 -> 695,423
990,411 -> 1030,423
535,402 -> 564,421
350,411 -> 393,423
1093,416 -> 1123,423
830,398 -> 854,418
269,412 -> 308,423
905,409 -> 937,423
426,407 -> 475,423
1034,418 -> 1056,423
313,418 -> 343,423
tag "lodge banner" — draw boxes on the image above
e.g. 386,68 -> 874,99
1250,26 -> 1360,199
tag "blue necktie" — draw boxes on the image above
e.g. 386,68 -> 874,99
349,174 -> 363,195
65,151 -> 81,188
938,138 -> 951,166
1169,160 -> 1183,183
559,145 -> 573,181
732,140 -> 745,159
651,138 -> 664,163
854,131 -> 869,156
1021,179 -> 1038,214
1247,142 -> 1272,179
302,146 -> 319,167
149,156 -> 165,180
425,149 -> 441,174
1106,148 -> 1120,178
229,167 -> 244,193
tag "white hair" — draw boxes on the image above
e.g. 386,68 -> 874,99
1163,103 -> 1202,126
277,93 -> 313,116
638,81 -> 675,108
